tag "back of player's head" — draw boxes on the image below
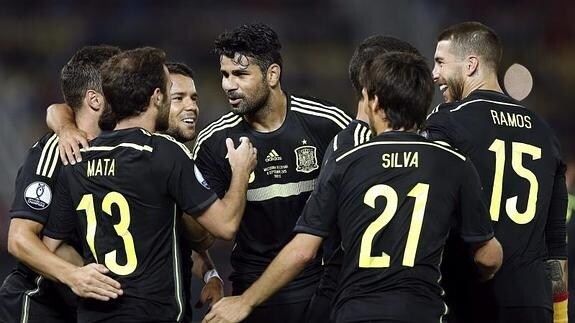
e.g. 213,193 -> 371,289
349,35 -> 421,98
214,23 -> 282,74
438,21 -> 502,72
360,52 -> 433,130
99,47 -> 167,128
60,45 -> 121,111
166,62 -> 194,79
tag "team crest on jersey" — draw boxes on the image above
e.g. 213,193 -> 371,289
24,181 -> 52,210
294,145 -> 319,173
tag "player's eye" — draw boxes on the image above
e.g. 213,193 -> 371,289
171,96 -> 183,101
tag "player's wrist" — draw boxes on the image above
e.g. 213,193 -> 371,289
203,268 -> 223,284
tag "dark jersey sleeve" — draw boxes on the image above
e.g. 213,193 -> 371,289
457,159 -> 495,244
160,140 -> 218,216
294,158 -> 339,237
42,170 -> 77,241
9,133 -> 60,224
193,139 -> 230,198
423,109 -> 456,144
545,157 -> 568,259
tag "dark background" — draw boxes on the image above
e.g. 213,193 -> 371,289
1,0 -> 573,321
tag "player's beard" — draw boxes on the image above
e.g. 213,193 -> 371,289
446,71 -> 465,102
155,94 -> 171,132
230,81 -> 270,116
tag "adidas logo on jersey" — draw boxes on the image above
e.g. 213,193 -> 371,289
265,149 -> 282,162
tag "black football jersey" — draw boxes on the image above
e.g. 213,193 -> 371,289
424,90 -> 567,309
192,93 -> 351,305
3,132 -> 78,320
44,128 -> 217,323
295,132 -> 493,322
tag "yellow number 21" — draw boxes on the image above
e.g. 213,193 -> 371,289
359,183 -> 429,268
77,192 -> 138,275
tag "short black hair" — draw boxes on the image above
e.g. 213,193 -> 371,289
166,62 -> 194,79
99,47 -> 167,129
349,36 -> 421,97
60,45 -> 121,111
359,52 -> 433,131
214,23 -> 282,73
438,21 -> 502,71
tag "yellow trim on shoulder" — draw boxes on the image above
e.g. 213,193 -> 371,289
153,133 -> 193,159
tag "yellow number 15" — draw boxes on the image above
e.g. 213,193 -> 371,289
77,192 -> 138,275
488,139 -> 541,224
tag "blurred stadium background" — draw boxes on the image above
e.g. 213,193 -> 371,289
1,0 -> 573,320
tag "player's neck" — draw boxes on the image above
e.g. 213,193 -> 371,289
463,74 -> 503,98
115,111 -> 157,134
244,89 -> 287,133
355,103 -> 369,124
75,109 -> 100,140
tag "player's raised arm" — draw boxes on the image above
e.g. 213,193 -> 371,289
46,102 -> 89,165
195,137 -> 257,240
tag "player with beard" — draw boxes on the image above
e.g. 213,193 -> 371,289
424,22 -> 567,323
46,62 -> 225,320
41,47 -> 257,322
204,51 -> 502,323
192,23 -> 351,323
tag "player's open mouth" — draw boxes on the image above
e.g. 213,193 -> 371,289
439,84 -> 448,93
182,117 -> 195,126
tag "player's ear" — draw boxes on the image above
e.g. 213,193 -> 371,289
466,55 -> 479,76
267,63 -> 281,87
151,88 -> 163,107
86,89 -> 103,112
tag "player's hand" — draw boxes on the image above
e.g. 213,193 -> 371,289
195,276 -> 224,308
57,124 -> 89,166
65,263 -> 123,301
202,296 -> 252,323
226,137 -> 257,175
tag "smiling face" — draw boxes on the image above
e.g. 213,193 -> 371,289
432,40 -> 465,103
219,53 -> 270,116
165,72 -> 199,142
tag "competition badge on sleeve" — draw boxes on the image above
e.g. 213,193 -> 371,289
24,181 -> 52,210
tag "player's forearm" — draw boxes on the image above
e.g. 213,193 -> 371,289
242,235 -> 317,308
46,103 -> 75,134
9,229 -> 78,283
183,214 -> 214,252
546,259 -> 568,299
219,170 -> 250,235
473,237 -> 503,280
191,250 -> 216,279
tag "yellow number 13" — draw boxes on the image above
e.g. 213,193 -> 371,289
77,192 -> 138,275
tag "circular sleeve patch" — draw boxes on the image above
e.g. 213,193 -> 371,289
24,181 -> 52,210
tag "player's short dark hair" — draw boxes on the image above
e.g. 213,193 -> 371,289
60,45 -> 121,111
349,36 -> 421,98
438,21 -> 502,72
359,52 -> 433,131
166,62 -> 194,79
99,47 -> 167,129
214,23 -> 282,74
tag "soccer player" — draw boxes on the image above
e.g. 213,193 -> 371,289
425,21 -> 568,323
41,47 -> 257,322
192,23 -> 351,323
204,51 -> 502,323
45,62 -> 226,317
0,45 -> 123,323
305,35 -> 423,323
